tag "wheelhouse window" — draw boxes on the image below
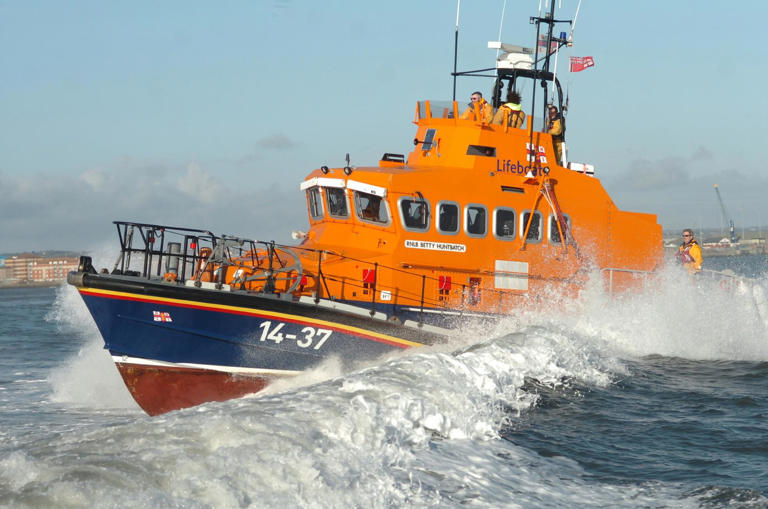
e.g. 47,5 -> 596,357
494,208 -> 516,240
325,187 -> 349,218
465,204 -> 487,237
520,211 -> 543,242
399,198 -> 430,232
549,214 -> 571,244
307,187 -> 324,220
437,201 -> 459,235
354,191 -> 389,224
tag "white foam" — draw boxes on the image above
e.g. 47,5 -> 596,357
46,278 -> 138,410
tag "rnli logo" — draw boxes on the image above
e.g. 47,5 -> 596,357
153,311 -> 173,322
526,143 -> 548,164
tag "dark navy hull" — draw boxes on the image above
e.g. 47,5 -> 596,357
69,272 -> 447,414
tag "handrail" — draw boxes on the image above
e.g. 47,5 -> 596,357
106,220 -> 595,317
600,267 -> 655,295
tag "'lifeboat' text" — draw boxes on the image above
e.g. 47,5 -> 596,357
496,160 -> 542,175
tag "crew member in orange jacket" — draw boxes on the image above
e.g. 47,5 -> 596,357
491,90 -> 526,128
460,91 -> 493,123
676,228 -> 703,274
547,104 -> 564,164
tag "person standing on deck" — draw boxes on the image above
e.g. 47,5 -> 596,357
460,91 -> 493,123
547,105 -> 564,164
676,229 -> 703,274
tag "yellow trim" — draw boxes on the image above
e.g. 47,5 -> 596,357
80,286 -> 423,348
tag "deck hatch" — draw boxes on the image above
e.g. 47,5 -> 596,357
466,145 -> 496,157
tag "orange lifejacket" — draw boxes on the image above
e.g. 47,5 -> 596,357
676,240 -> 698,263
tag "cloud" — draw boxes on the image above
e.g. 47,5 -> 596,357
0,160 -> 307,254
230,134 -> 298,166
691,145 -> 713,162
620,156 -> 690,191
610,146 -> 719,192
79,169 -> 107,192
256,134 -> 295,150
603,150 -> 768,232
176,162 -> 223,204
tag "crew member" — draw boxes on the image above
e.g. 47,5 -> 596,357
460,91 -> 493,123
491,90 -> 526,128
676,229 -> 703,274
547,105 -> 564,164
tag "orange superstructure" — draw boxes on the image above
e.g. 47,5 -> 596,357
285,97 -> 662,316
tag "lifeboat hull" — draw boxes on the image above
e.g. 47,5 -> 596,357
71,272 -> 444,414
114,359 -> 272,415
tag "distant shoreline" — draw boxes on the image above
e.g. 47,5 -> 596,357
0,281 -> 65,290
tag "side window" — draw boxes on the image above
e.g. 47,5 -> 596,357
355,192 -> 389,224
399,198 -> 430,231
520,211 -> 542,242
307,187 -> 324,220
494,208 -> 516,240
325,187 -> 349,218
465,204 -> 487,237
549,214 -> 571,244
437,201 -> 459,235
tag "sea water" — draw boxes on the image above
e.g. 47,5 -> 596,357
1,257 -> 768,508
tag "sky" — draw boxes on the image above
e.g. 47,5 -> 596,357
1,0 -> 767,254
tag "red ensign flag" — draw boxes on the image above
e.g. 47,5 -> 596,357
569,56 -> 595,72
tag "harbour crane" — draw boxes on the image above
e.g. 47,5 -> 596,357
714,184 -> 738,243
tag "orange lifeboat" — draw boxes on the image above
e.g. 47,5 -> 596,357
67,5 -> 662,415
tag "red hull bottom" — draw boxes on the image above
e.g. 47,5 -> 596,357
116,363 -> 272,415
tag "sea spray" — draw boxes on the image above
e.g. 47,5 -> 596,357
570,265 -> 768,361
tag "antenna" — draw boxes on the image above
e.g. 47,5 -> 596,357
452,0 -> 461,101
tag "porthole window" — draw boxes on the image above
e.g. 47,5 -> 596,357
399,198 -> 430,232
520,211 -> 543,242
354,191 -> 389,224
493,207 -> 516,240
307,187 -> 324,220
465,204 -> 487,237
549,214 -> 571,244
325,187 -> 349,218
436,201 -> 459,235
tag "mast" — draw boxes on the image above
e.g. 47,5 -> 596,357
526,0 -> 571,151
530,0 -> 562,123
